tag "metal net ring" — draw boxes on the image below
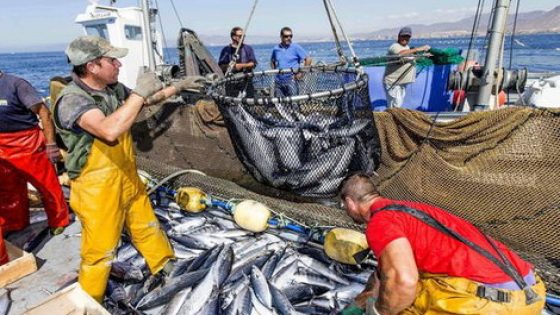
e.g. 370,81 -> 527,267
208,64 -> 378,198
209,64 -> 368,106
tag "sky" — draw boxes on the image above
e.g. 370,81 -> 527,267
0,0 -> 558,52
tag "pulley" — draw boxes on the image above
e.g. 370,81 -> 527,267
448,66 -> 528,94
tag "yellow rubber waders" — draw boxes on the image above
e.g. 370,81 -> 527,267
233,200 -> 271,233
175,187 -> 208,213
324,228 -> 369,265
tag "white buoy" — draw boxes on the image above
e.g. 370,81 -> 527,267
233,200 -> 271,233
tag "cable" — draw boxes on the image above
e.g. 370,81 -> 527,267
154,0 -> 168,63
225,0 -> 259,77
146,169 -> 207,195
483,0 -> 498,53
466,0 -> 485,62
325,0 -> 360,69
507,0 -> 521,104
322,0 -> 346,64
508,0 -> 521,70
168,0 -> 183,28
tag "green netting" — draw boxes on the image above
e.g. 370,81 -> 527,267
361,47 -> 464,67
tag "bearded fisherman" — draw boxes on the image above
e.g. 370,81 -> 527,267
54,35 -> 205,301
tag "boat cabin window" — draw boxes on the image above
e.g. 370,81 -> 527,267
85,24 -> 110,40
125,25 -> 143,40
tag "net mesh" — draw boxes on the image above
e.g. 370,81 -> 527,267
136,156 -> 359,230
133,101 -> 560,294
373,107 -> 560,295
209,66 -> 379,198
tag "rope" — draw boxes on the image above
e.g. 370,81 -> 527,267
508,0 -> 521,103
484,0 -> 498,51
168,0 -> 184,28
146,169 -> 207,195
466,0 -> 485,63
154,0 -> 168,63
324,0 -> 360,69
225,0 -> 259,77
322,0 -> 346,64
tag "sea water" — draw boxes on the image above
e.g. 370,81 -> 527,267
1,33 -> 559,97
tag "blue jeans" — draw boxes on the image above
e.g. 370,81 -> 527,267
274,80 -> 299,97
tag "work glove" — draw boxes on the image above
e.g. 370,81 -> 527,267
50,226 -> 65,236
132,71 -> 163,99
45,143 -> 62,163
170,76 -> 207,92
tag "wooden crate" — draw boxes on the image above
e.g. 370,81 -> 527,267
24,283 -> 110,315
0,241 -> 37,287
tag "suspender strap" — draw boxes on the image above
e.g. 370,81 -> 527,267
376,204 -> 541,305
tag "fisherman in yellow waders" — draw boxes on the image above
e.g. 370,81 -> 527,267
53,35 -> 206,301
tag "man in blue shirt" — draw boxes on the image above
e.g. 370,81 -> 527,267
270,27 -> 312,97
218,26 -> 257,97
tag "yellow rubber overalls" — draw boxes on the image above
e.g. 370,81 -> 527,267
401,273 -> 546,314
70,130 -> 174,302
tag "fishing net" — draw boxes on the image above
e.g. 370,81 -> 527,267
373,107 -> 560,295
361,47 -> 464,67
135,105 -> 560,293
208,65 -> 379,198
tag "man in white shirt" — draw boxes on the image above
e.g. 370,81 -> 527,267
383,27 -> 430,108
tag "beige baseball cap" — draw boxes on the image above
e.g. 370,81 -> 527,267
65,35 -> 128,66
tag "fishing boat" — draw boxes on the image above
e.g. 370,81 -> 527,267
3,0 -> 560,313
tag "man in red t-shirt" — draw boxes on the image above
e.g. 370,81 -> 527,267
340,173 -> 546,315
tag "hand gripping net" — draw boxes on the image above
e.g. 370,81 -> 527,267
210,65 -> 379,198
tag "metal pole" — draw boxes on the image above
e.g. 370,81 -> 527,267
142,0 -> 156,71
474,0 -> 510,111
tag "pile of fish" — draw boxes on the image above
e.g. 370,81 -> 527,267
0,289 -> 10,315
104,202 -> 374,314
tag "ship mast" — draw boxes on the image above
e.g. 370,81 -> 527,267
474,0 -> 511,111
141,0 -> 156,71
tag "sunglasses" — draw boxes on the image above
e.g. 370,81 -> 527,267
282,34 -> 293,39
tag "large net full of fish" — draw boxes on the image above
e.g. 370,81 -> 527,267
209,65 -> 379,198
104,199 -> 374,315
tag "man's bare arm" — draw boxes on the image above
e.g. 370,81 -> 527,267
32,102 -> 56,144
398,45 -> 430,56
374,237 -> 418,315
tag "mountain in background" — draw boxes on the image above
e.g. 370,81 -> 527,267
2,5 -> 559,52
353,5 -> 560,40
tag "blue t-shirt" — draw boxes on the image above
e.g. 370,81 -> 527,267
0,72 -> 42,132
270,43 -> 308,82
218,44 -> 257,73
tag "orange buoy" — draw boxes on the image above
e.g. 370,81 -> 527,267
452,90 -> 466,107
497,90 -> 507,107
